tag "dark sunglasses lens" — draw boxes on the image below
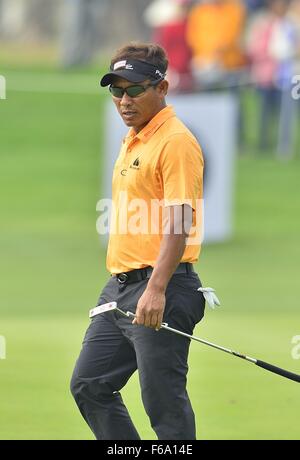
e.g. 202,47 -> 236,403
109,86 -> 124,98
109,85 -> 146,98
126,86 -> 145,97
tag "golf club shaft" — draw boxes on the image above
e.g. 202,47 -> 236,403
123,309 -> 300,383
160,323 -> 256,362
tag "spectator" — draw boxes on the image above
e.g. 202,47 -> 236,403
288,0 -> 300,74
246,0 -> 298,155
144,0 -> 194,92
186,0 -> 247,89
61,0 -> 108,68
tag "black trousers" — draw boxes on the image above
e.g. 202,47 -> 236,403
70,272 -> 205,440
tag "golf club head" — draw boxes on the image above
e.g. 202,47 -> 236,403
89,301 -> 118,318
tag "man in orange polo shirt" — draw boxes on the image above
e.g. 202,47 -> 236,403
71,42 -> 205,440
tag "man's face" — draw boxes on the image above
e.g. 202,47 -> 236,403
110,77 -> 168,133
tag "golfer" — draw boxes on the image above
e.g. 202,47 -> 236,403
70,42 -> 205,440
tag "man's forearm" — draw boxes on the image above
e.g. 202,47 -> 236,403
147,232 -> 187,292
147,205 -> 192,292
134,205 -> 193,329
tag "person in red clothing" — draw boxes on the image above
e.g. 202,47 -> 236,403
144,0 -> 194,92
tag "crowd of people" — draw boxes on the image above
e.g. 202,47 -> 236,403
144,0 -> 300,155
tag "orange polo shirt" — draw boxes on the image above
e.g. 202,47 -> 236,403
106,105 -> 204,274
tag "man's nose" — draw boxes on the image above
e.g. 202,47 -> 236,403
120,92 -> 133,105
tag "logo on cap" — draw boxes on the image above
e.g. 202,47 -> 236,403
113,61 -> 134,71
114,60 -> 127,70
155,69 -> 164,78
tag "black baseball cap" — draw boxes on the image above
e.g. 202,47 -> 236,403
100,59 -> 166,87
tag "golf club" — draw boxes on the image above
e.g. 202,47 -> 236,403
89,301 -> 300,384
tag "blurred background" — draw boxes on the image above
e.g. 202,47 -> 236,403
1,0 -> 300,440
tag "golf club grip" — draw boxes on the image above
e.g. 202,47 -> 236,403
255,360 -> 300,383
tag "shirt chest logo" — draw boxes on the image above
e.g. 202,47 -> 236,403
129,158 -> 140,170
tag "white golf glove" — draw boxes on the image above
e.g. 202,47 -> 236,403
198,287 -> 221,309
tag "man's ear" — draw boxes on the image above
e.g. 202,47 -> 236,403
157,79 -> 169,97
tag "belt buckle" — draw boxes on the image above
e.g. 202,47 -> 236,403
117,273 -> 128,284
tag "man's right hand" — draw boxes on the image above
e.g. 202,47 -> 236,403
132,285 -> 166,330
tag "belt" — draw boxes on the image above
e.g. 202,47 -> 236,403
113,263 -> 195,285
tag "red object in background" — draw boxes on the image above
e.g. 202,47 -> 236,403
154,21 -> 191,74
153,20 -> 193,91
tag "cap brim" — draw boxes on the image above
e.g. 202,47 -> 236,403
100,70 -> 149,87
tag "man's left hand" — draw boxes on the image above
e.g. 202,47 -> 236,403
132,286 -> 166,330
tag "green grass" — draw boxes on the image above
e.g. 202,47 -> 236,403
0,313 -> 299,440
0,65 -> 300,439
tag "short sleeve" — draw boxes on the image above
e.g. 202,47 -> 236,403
159,134 -> 204,209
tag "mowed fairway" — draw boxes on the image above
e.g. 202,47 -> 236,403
0,66 -> 300,440
0,313 -> 300,440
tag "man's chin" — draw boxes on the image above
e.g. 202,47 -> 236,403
121,113 -> 139,125
123,119 -> 134,127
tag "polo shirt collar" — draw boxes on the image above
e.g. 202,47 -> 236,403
125,105 -> 175,144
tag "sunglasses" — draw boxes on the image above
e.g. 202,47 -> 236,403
109,81 -> 160,98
